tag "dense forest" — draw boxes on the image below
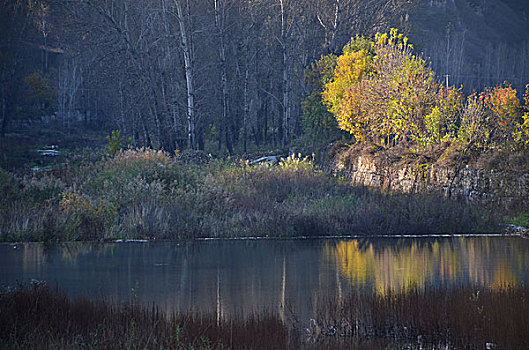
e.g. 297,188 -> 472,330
2,0 -> 528,154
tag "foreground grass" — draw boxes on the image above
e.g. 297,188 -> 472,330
309,285 -> 529,349
0,285 -> 289,349
1,284 -> 529,349
0,148 -> 499,242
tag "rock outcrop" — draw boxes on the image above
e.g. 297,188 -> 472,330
332,148 -> 529,210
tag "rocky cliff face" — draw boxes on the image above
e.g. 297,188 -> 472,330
332,149 -> 528,210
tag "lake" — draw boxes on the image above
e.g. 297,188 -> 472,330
2,237 -> 529,322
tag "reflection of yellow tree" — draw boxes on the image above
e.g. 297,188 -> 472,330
326,238 -> 523,294
492,261 -> 517,289
328,241 -> 375,286
373,242 -> 435,293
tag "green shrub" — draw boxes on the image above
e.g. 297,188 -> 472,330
105,130 -> 126,156
85,148 -> 191,203
508,213 -> 529,228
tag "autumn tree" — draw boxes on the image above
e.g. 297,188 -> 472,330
320,29 -> 529,152
519,85 -> 529,146
322,29 -> 439,145
456,92 -> 489,150
483,84 -> 521,148
322,38 -> 374,142
424,86 -> 463,144
23,71 -> 56,119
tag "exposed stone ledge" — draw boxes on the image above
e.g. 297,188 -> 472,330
332,150 -> 529,210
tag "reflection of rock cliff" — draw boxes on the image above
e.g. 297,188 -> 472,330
324,238 -> 528,293
332,147 -> 528,209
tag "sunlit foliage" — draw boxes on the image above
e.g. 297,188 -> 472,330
456,85 -> 523,150
323,29 -> 438,145
319,29 -> 528,151
457,92 -> 489,148
516,85 -> 529,146
322,47 -> 374,141
484,84 -> 521,147
424,86 -> 463,144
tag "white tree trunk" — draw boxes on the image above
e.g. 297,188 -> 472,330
280,0 -> 291,148
174,0 -> 196,150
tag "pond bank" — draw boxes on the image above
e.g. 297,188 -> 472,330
0,149 -> 500,242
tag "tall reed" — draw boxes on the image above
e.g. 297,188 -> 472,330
2,284 -> 529,349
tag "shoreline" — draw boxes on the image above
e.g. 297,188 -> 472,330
2,231 -> 525,246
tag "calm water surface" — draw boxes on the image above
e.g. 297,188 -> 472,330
2,237 -> 529,320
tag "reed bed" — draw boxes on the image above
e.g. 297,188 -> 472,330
306,285 -> 529,349
0,285 -> 289,349
0,149 -> 498,242
1,284 -> 529,349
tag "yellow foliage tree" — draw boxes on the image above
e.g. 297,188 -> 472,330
322,48 -> 373,141
319,29 -> 528,151
425,86 -> 463,144
518,85 -> 529,146
457,93 -> 490,148
323,29 -> 439,145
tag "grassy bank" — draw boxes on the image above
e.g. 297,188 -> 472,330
2,284 -> 529,349
0,148 -> 498,242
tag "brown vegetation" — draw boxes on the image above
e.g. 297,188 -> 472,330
2,284 -> 529,349
0,284 -> 289,350
309,285 -> 529,349
0,149 -> 498,242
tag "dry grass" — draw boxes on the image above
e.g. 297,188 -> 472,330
304,285 -> 529,349
0,285 -> 290,349
2,284 -> 529,349
0,149 -> 500,242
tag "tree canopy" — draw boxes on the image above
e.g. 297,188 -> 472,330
316,29 -> 529,151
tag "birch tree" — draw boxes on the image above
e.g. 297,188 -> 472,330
173,0 -> 197,150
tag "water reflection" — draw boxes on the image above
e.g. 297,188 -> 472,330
59,242 -> 115,264
325,237 -> 529,293
2,237 -> 529,320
